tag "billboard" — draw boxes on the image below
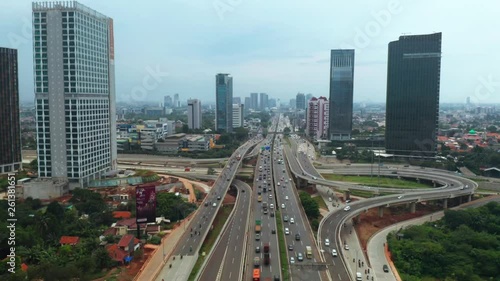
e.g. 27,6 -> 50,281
136,184 -> 156,223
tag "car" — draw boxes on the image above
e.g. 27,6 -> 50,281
283,215 -> 288,222
281,204 -> 285,209
254,257 -> 260,267
269,194 -> 273,199
285,228 -> 290,235
285,180 -> 288,183
288,244 -> 293,251
383,264 -> 389,272
397,195 -> 404,199
204,202 -> 209,206
345,199 -> 351,203
270,212 -> 275,217
274,275 -> 280,281
212,202 -> 217,207
241,189 -> 245,192
255,246 -> 261,253
295,234 -> 300,241
331,249 -> 338,257
268,187 -> 272,191
344,244 -> 349,250
290,257 -> 295,264
285,196 -> 289,200
328,197 -> 332,202
312,176 -> 317,180
297,253 -> 304,261
344,206 -> 351,211
227,178 -> 230,181
258,191 -> 261,195
290,218 -> 295,224
289,178 -> 292,181
255,234 -> 260,241
277,182 -> 281,186
263,209 -> 268,214
272,229 -> 276,234
270,203 -> 274,209
324,238 -> 330,246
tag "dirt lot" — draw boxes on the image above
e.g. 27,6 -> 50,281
354,203 -> 441,251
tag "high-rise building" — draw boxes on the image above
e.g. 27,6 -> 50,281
296,93 -> 305,110
164,95 -> 172,108
233,97 -> 241,105
250,93 -> 258,110
306,97 -> 329,140
0,48 -> 22,174
306,93 -> 313,103
329,49 -> 355,140
289,99 -> 296,109
259,93 -> 268,110
173,93 -> 180,108
187,99 -> 202,129
33,1 -> 117,187
269,98 -> 277,108
385,32 -> 442,155
232,104 -> 244,128
215,74 -> 233,132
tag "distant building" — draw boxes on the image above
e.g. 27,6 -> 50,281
306,94 -> 313,103
250,93 -> 259,110
306,97 -> 329,140
16,178 -> 69,200
289,98 -> 296,109
173,93 -> 180,108
269,98 -> 277,108
179,135 -> 211,151
215,74 -> 233,133
233,97 -> 241,105
260,93 -> 268,110
164,95 -> 172,108
329,49 -> 355,140
187,99 -> 202,129
143,107 -> 164,117
232,104 -> 244,128
385,33 -> 442,156
32,1 -> 117,187
0,47 -> 22,173
296,93 -> 306,110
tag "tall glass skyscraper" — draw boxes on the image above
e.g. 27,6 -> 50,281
385,33 -> 442,156
0,48 -> 22,173
329,49 -> 354,140
32,1 -> 117,187
215,74 -> 233,133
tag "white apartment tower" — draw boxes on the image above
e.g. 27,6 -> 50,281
187,99 -> 202,129
232,104 -> 244,128
306,96 -> 329,140
33,1 -> 117,188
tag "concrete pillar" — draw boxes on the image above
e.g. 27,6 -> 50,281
433,181 -> 436,188
378,206 -> 384,217
410,202 -> 416,213
467,194 -> 472,202
443,198 -> 448,209
345,191 -> 351,200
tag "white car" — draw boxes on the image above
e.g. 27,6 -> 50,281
285,228 -> 290,235
281,204 -> 285,209
269,194 -> 273,199
324,238 -> 330,246
344,206 -> 351,211
328,197 -> 332,202
397,195 -> 404,199
290,257 -> 295,264
212,202 -> 217,207
270,204 -> 274,209
331,249 -> 338,257
285,196 -> 289,200
290,218 -> 295,224
344,244 -> 349,250
277,182 -> 281,186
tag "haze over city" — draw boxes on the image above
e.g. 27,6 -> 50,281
1,0 -> 500,104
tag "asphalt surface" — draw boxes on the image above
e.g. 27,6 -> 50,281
155,137 -> 262,281
198,179 -> 252,281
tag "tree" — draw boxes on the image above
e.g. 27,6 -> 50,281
46,201 -> 65,220
181,124 -> 189,133
207,167 -> 216,175
487,125 -> 497,133
283,127 -> 291,135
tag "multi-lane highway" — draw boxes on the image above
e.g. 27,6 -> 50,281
198,179 -> 252,281
155,137 -> 261,281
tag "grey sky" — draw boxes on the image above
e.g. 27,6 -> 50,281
1,0 -> 499,105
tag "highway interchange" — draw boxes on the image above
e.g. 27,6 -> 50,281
144,113 -> 479,281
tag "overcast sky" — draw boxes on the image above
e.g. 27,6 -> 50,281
1,0 -> 499,105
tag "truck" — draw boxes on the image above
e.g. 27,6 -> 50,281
305,246 -> 312,259
255,220 -> 261,233
263,243 -> 270,265
262,202 -> 268,210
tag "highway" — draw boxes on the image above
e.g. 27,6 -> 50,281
283,137 -> 477,281
154,137 -> 262,281
198,179 -> 252,281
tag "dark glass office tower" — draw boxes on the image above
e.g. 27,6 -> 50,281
215,74 -> 233,133
329,49 -> 354,140
385,33 -> 442,156
0,48 -> 22,173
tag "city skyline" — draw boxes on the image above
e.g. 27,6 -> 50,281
1,0 -> 499,104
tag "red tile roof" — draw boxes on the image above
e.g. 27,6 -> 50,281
113,211 -> 132,219
106,244 -> 128,263
59,236 -> 80,245
118,234 -> 135,248
103,227 -> 117,236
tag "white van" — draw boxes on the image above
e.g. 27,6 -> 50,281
356,272 -> 362,281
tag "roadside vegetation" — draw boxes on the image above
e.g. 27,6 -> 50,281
388,202 -> 500,281
297,191 -> 321,232
321,174 -> 431,189
275,209 -> 289,281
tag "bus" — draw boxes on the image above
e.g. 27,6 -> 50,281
306,246 -> 312,259
252,268 -> 260,281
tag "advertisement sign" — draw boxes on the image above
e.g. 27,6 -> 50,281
136,184 -> 156,223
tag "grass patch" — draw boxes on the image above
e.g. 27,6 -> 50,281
188,205 -> 233,281
349,189 -> 378,198
275,209 -> 290,281
321,174 -> 431,189
312,195 -> 328,210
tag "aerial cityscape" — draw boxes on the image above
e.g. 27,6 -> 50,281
1,1 -> 500,281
